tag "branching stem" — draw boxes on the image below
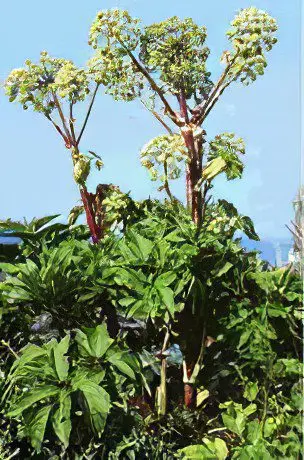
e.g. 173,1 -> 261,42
77,83 -> 100,145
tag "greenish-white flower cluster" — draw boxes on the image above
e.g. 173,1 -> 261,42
226,7 -> 278,85
73,155 -> 91,185
89,9 -> 141,51
54,61 -> 89,102
88,9 -> 144,101
102,186 -> 131,226
4,52 -> 91,115
140,16 -> 211,99
140,134 -> 188,186
88,49 -> 144,101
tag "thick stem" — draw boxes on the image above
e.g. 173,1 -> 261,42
177,90 -> 189,123
178,89 -> 203,225
80,187 -> 102,244
191,54 -> 239,126
181,126 -> 202,226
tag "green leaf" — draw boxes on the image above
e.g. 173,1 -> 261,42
52,391 -> 71,448
243,403 -> 257,417
178,438 -> 228,459
214,262 -> 233,278
244,382 -> 259,402
24,404 -> 52,453
263,417 -> 277,438
241,216 -> 259,241
0,263 -> 20,275
77,380 -> 110,435
119,296 -> 136,307
164,230 -> 185,242
178,444 -> 216,459
202,157 -> 227,180
8,344 -> 47,377
238,443 -> 272,460
75,324 -> 113,358
213,438 -> 228,460
52,335 -> 70,381
222,412 -> 245,437
8,386 -> 59,417
203,438 -> 228,460
0,220 -> 27,232
155,271 -> 177,287
246,419 -> 261,443
237,329 -> 252,349
127,230 -> 154,261
196,389 -> 210,408
32,214 -> 61,231
107,352 -> 137,380
156,285 -> 175,315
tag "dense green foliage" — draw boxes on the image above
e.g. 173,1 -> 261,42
1,5 -> 302,460
0,200 -> 302,458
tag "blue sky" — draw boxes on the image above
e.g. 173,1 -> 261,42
0,0 -> 301,240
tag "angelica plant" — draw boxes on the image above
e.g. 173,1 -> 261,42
88,7 -> 277,226
88,6 -> 277,407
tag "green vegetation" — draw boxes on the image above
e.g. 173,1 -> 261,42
0,6 -> 302,459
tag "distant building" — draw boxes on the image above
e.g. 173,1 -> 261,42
288,188 -> 304,273
275,241 -> 293,267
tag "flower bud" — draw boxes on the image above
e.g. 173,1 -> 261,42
73,156 -> 90,184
